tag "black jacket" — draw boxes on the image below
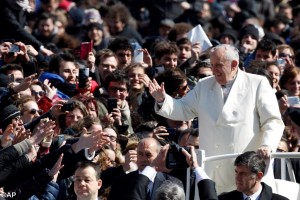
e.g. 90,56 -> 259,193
108,170 -> 183,200
0,1 -> 42,50
218,182 -> 288,200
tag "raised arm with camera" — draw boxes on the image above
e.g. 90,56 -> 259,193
128,144 -> 218,200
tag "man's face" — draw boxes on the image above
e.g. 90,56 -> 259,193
108,81 -> 128,106
195,67 -> 213,80
21,100 -> 40,124
210,48 -> 237,85
41,0 -> 59,13
155,53 -> 178,69
255,49 -> 276,62
98,56 -> 118,83
241,34 -> 257,52
137,139 -> 159,171
187,135 -> 199,149
116,49 -> 132,69
58,61 -> 78,84
178,44 -> 192,64
235,165 -> 260,195
103,128 -> 117,150
65,108 -> 84,127
38,18 -> 55,37
74,166 -> 102,200
7,70 -> 24,82
107,17 -> 125,35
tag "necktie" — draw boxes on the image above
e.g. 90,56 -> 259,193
245,197 -> 251,200
146,182 -> 153,200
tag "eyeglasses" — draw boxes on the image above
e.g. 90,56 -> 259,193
279,53 -> 294,59
108,86 -> 127,93
26,109 -> 43,115
31,91 -> 45,96
108,135 -> 117,142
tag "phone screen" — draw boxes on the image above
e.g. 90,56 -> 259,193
107,97 -> 117,113
80,42 -> 93,59
287,96 -> 300,105
9,44 -> 20,53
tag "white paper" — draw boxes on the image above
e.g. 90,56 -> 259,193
187,24 -> 212,52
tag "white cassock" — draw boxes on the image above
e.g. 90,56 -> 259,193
155,69 -> 284,194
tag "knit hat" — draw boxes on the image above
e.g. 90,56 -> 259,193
239,24 -> 259,41
0,104 -> 20,130
220,28 -> 238,44
87,22 -> 104,31
84,8 -> 102,24
287,107 -> 300,127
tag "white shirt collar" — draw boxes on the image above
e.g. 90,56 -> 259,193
242,184 -> 262,200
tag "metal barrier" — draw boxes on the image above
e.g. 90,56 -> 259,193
185,150 -> 300,200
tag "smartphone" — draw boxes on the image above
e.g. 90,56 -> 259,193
8,74 -> 15,83
61,102 -> 75,112
80,41 -> 93,60
107,97 -> 117,113
9,44 -> 20,53
287,96 -> 300,105
78,68 -> 89,89
133,50 -> 143,63
276,58 -> 286,66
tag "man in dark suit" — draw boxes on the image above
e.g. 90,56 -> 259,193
108,138 -> 183,200
218,151 -> 288,200
130,146 -> 289,200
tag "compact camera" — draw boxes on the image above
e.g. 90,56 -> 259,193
166,143 -> 190,169
61,101 -> 75,112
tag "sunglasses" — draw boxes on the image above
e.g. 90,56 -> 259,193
28,109 -> 43,115
31,91 -> 46,96
279,53 -> 294,59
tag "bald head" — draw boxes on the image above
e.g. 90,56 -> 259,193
137,138 -> 161,171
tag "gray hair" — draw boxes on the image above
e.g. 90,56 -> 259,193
210,44 -> 239,62
155,181 -> 185,200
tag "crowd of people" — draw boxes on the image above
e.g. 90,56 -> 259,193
1,0 -> 300,199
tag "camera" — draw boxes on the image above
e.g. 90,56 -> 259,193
78,68 -> 89,89
166,143 -> 190,169
61,101 -> 75,112
107,97 -> 117,113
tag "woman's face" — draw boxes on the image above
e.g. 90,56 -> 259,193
88,28 -> 103,43
267,65 -> 280,89
65,108 -> 84,127
87,102 -> 97,118
284,75 -> 300,96
127,67 -> 145,91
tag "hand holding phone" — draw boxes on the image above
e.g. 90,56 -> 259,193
107,97 -> 117,113
287,96 -> 300,105
80,42 -> 93,60
9,44 -> 20,53
78,68 -> 89,89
